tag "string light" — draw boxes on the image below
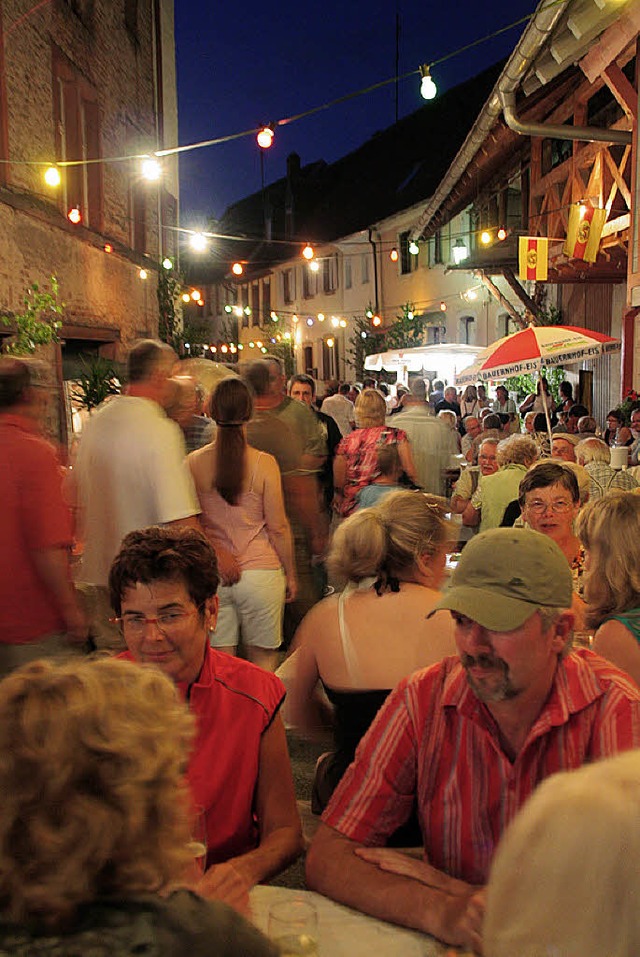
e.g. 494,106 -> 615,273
317,313 -> 325,321
141,157 -> 161,181
104,243 -> 113,253
409,240 -> 419,256
372,315 -> 382,327
190,232 -> 208,252
232,262 -> 243,276
339,319 -> 347,328
497,227 -> 507,241
302,244 -> 314,260
44,165 -> 60,187
67,207 -> 82,224
221,345 -> 228,353
197,299 -> 204,306
390,247 -> 399,262
257,125 -> 274,149
183,293 -> 191,303
419,65 -> 437,100
480,231 -> 492,245
306,317 -> 314,326
331,317 -> 340,328
440,301 -> 447,311
139,268 -> 148,280
191,289 -> 201,300
327,337 -> 335,348
309,260 -> 320,273
244,306 -> 252,316
162,257 -> 173,269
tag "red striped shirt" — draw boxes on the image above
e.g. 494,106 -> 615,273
323,649 -> 640,884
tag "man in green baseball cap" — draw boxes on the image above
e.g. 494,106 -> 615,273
307,527 -> 640,955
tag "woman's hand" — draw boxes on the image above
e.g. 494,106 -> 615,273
215,545 -> 242,586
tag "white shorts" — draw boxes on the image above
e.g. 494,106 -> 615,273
210,567 -> 286,650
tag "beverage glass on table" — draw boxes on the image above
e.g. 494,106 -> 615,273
268,897 -> 318,956
186,804 -> 207,876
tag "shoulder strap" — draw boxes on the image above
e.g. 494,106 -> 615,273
248,451 -> 264,491
337,586 -> 363,682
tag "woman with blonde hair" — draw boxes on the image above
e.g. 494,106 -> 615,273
188,376 -> 296,671
577,492 -> 640,684
484,750 -> 640,957
333,388 -> 417,516
287,490 -> 456,815
0,658 -> 275,955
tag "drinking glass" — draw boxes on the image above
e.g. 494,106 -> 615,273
186,805 -> 207,876
268,897 -> 318,956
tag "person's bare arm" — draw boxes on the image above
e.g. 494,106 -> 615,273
32,547 -> 87,642
398,440 -> 418,484
262,455 -> 297,601
593,619 -> 640,686
287,609 -> 334,738
450,494 -> 469,515
462,501 -> 480,526
332,453 -> 347,511
198,715 -> 303,904
305,823 -> 480,948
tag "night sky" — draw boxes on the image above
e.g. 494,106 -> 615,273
174,0 -> 538,226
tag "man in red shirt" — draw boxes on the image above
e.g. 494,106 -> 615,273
0,357 -> 86,674
306,528 -> 640,953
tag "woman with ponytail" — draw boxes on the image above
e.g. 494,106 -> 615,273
188,377 -> 296,671
286,490 -> 456,816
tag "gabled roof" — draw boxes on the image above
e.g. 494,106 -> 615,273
186,61 -> 504,285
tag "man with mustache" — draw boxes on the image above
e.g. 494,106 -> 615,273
306,528 -> 640,954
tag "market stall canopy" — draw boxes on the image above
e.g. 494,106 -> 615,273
177,358 -> 239,393
455,325 -> 621,386
364,343 -> 482,380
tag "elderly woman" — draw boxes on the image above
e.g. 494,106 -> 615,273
577,492 -> 640,685
464,433 -> 538,531
333,388 -> 416,517
0,658 -> 276,955
575,436 -> 638,498
288,490 -> 456,815
484,751 -> 640,957
109,526 -> 303,908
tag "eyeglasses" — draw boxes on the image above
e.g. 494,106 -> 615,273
525,499 -> 573,515
110,608 -> 199,636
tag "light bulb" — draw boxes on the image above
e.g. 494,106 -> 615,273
419,65 -> 437,100
104,243 -> 113,254
317,313 -> 325,322
331,317 -> 340,328
190,232 -> 208,252
372,315 -> 382,327
497,227 -> 507,241
191,289 -> 201,300
302,244 -> 314,260
224,304 -> 232,313
440,301 -> 447,311
327,337 -> 335,348
339,319 -> 347,328
480,231 -> 492,245
44,166 -> 61,187
257,126 -> 274,149
139,268 -> 148,280
409,240 -> 419,256
182,293 -> 191,303
407,310 -> 414,320
270,311 -> 279,321
310,260 -> 320,273
67,206 -> 82,224
244,306 -> 252,315
197,299 -> 204,306
232,262 -> 243,276
141,157 -> 161,181
221,345 -> 228,353
390,247 -> 399,262
233,306 -> 243,317
162,257 -> 173,269
307,317 -> 314,326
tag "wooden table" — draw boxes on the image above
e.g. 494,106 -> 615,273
250,885 -> 448,956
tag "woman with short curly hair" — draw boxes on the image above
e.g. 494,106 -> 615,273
0,657 -> 275,955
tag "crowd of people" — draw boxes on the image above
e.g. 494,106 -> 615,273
2,344 -> 640,956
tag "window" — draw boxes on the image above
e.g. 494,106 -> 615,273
361,254 -> 370,284
53,47 -> 102,230
344,257 -> 352,289
302,265 -> 315,299
283,268 -> 295,304
251,282 -> 260,322
400,231 -> 418,274
322,337 -> 340,379
262,279 -> 271,322
323,256 -> 337,294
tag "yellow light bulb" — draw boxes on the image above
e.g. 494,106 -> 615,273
44,166 -> 61,187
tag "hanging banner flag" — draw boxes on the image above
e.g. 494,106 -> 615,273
563,203 -> 607,263
518,236 -> 548,281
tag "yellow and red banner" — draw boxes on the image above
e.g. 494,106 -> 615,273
518,236 -> 548,281
563,203 -> 606,263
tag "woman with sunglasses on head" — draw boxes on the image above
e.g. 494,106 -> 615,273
286,491 -> 456,821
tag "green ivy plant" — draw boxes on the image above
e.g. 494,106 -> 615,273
504,366 -> 567,401
0,277 -> 63,355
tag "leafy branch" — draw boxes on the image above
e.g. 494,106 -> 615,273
1,277 -> 64,355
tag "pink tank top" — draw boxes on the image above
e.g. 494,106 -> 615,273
198,453 -> 281,571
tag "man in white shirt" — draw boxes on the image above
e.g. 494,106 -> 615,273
391,379 -> 457,495
74,339 -> 200,649
321,381 -> 355,437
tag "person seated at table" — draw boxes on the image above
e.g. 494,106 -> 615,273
287,490 -> 456,815
577,492 -> 640,686
108,526 -> 303,908
604,408 -> 633,447
305,527 -> 640,953
518,461 -> 587,629
450,437 -> 499,525
0,657 -> 276,956
484,750 -> 640,957
355,443 -> 406,509
464,434 -> 538,531
551,431 -> 579,462
575,437 -> 638,499
460,415 -> 481,464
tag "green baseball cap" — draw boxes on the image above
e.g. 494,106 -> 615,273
432,528 -> 573,630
